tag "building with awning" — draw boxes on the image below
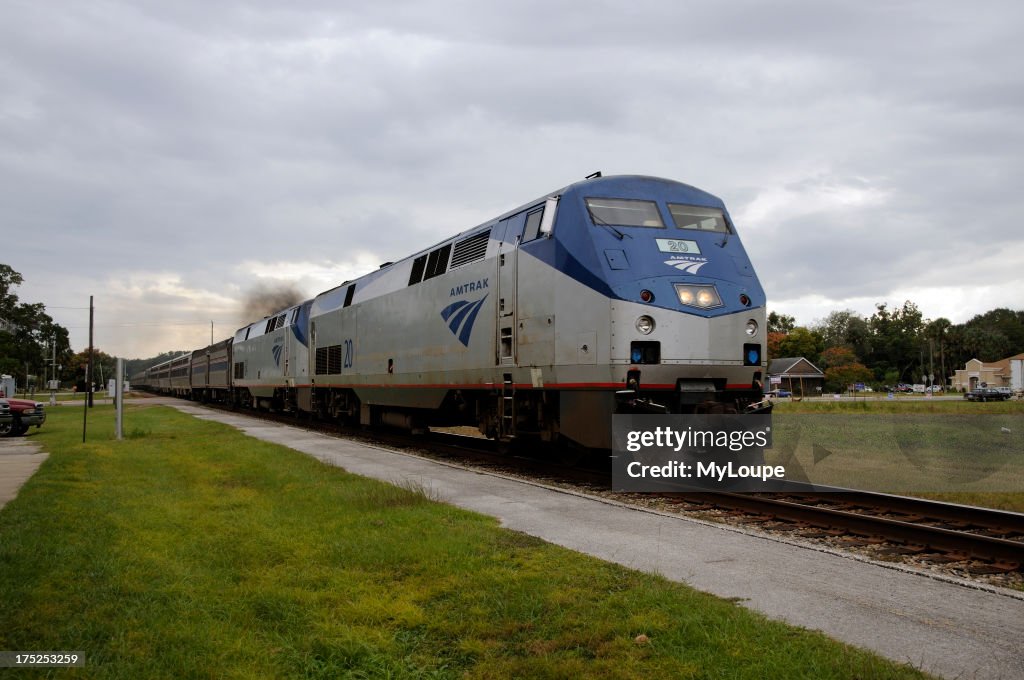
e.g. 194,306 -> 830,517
768,357 -> 824,396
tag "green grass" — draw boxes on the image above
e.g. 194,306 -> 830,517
766,399 -> 1024,511
0,406 -> 931,679
771,398 -> 1024,415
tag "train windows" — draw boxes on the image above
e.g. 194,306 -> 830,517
586,198 -> 664,228
408,242 -> 453,286
408,255 -> 427,285
668,204 -> 730,233
424,243 -> 452,281
522,209 -> 544,242
500,327 -> 513,360
343,284 -> 356,308
265,314 -> 286,333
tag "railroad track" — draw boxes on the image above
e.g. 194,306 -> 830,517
372,428 -> 1024,573
664,491 -> 1024,574
416,436 -> 1024,574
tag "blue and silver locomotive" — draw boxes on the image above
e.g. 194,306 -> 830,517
137,174 -> 768,450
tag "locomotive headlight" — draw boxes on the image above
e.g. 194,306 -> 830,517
745,319 -> 759,337
635,315 -> 655,334
674,284 -> 723,309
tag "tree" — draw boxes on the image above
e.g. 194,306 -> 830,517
825,362 -> 874,392
959,326 -> 1010,363
924,317 -> 954,385
819,345 -> 858,370
769,303 -> 1023,384
818,344 -> 872,391
965,308 -> 1024,350
768,311 -> 796,334
0,264 -> 73,391
66,348 -> 118,391
868,302 -> 924,383
0,264 -> 23,314
766,332 -> 786,361
776,327 -> 823,364
814,310 -> 872,363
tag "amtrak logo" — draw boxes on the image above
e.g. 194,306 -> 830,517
665,257 -> 708,274
450,278 -> 488,296
272,344 -> 283,366
441,295 -> 488,347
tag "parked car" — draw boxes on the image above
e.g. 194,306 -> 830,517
0,399 -> 13,435
766,389 -> 792,398
2,398 -> 46,436
964,388 -> 1010,402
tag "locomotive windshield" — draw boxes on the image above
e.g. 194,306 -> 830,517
668,204 -> 730,233
586,198 -> 664,228
586,198 -> 730,234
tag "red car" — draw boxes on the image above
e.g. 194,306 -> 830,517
0,398 -> 46,436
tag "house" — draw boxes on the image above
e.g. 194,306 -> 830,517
952,353 -> 1024,392
767,357 -> 824,396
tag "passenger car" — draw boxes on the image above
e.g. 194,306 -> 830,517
964,388 -> 1010,402
0,399 -> 13,435
2,398 -> 46,435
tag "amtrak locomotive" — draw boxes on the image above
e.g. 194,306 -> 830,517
136,174 -> 769,450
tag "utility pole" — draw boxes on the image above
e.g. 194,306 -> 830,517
49,334 -> 56,407
940,341 -> 946,390
83,295 -> 93,442
929,337 -> 935,392
115,357 -> 124,440
88,296 -> 94,408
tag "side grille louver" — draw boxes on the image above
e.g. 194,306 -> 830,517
315,345 -> 343,374
449,231 -> 489,268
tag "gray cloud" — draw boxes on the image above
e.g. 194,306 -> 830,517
2,0 -> 1022,355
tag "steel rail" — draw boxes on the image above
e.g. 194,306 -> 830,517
689,492 -> 1024,565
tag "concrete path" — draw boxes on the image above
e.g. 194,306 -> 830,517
0,437 -> 48,510
170,404 -> 1023,679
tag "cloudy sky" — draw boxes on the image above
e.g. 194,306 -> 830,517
2,1 -> 1022,358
